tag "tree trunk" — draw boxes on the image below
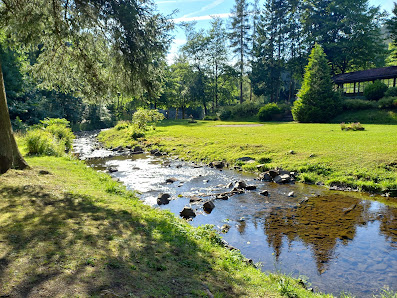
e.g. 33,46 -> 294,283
0,59 -> 29,174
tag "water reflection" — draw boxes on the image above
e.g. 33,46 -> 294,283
264,195 -> 366,274
379,205 -> 397,248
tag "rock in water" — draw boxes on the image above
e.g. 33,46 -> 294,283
234,180 -> 247,190
166,177 -> 178,183
180,207 -> 196,219
203,201 -> 215,213
245,185 -> 257,190
157,193 -> 171,205
221,224 -> 231,233
260,190 -> 269,196
108,167 -> 118,173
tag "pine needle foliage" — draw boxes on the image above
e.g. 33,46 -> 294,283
292,44 -> 341,123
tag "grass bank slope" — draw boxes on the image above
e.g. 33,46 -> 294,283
100,120 -> 397,194
0,155 -> 326,297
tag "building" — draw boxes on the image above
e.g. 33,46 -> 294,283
333,66 -> 397,96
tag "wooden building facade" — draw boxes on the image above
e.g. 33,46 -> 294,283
333,66 -> 397,96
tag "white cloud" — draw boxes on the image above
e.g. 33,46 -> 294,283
174,13 -> 231,23
182,0 -> 224,18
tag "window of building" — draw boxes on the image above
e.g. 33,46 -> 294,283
343,83 -> 355,94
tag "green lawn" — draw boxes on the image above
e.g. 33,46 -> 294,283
100,120 -> 397,194
0,154 -> 328,297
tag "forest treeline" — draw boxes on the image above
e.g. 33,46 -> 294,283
1,0 -> 397,128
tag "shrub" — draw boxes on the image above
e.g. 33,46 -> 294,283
203,115 -> 219,121
258,103 -> 282,121
340,122 -> 365,131
131,127 -> 145,140
364,80 -> 388,101
292,44 -> 341,123
114,121 -> 130,130
384,87 -> 397,97
132,109 -> 165,130
378,97 -> 397,109
218,109 -> 232,121
26,129 -> 65,156
342,99 -> 377,110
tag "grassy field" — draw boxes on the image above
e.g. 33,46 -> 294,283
100,120 -> 397,194
0,153 -> 330,297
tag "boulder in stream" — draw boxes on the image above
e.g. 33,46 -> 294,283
180,207 -> 196,219
210,161 -> 225,169
260,190 -> 269,196
221,224 -> 231,233
234,180 -> 247,190
157,193 -> 171,205
190,197 -> 202,203
108,167 -> 118,173
166,177 -> 178,183
203,201 -> 215,213
245,185 -> 257,190
259,172 -> 272,181
273,174 -> 291,184
133,146 -> 143,153
216,194 -> 229,200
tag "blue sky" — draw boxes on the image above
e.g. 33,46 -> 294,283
153,0 -> 396,63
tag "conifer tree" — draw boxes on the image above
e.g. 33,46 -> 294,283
229,0 -> 251,104
291,44 -> 341,123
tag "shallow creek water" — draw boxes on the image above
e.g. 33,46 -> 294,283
73,132 -> 397,297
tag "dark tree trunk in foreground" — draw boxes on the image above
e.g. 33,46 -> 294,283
0,59 -> 29,174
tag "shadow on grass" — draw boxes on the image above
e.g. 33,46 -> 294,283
0,185 -> 246,297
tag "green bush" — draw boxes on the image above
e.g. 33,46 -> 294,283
203,115 -> 219,121
258,103 -> 282,121
232,102 -> 262,118
378,97 -> 397,109
218,109 -> 232,121
132,109 -> 164,130
130,128 -> 145,140
26,129 -> 65,156
364,81 -> 388,101
114,121 -> 130,130
342,99 -> 377,110
384,86 -> 397,97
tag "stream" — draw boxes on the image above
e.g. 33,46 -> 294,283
73,131 -> 397,297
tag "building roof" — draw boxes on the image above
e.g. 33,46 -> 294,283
333,66 -> 397,84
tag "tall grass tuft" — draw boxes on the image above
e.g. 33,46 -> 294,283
25,118 -> 75,156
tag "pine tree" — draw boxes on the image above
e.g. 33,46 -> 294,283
229,0 -> 251,104
250,0 -> 296,102
291,44 -> 341,123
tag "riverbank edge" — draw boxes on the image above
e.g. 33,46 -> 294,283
97,122 -> 397,199
0,153 -> 331,297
